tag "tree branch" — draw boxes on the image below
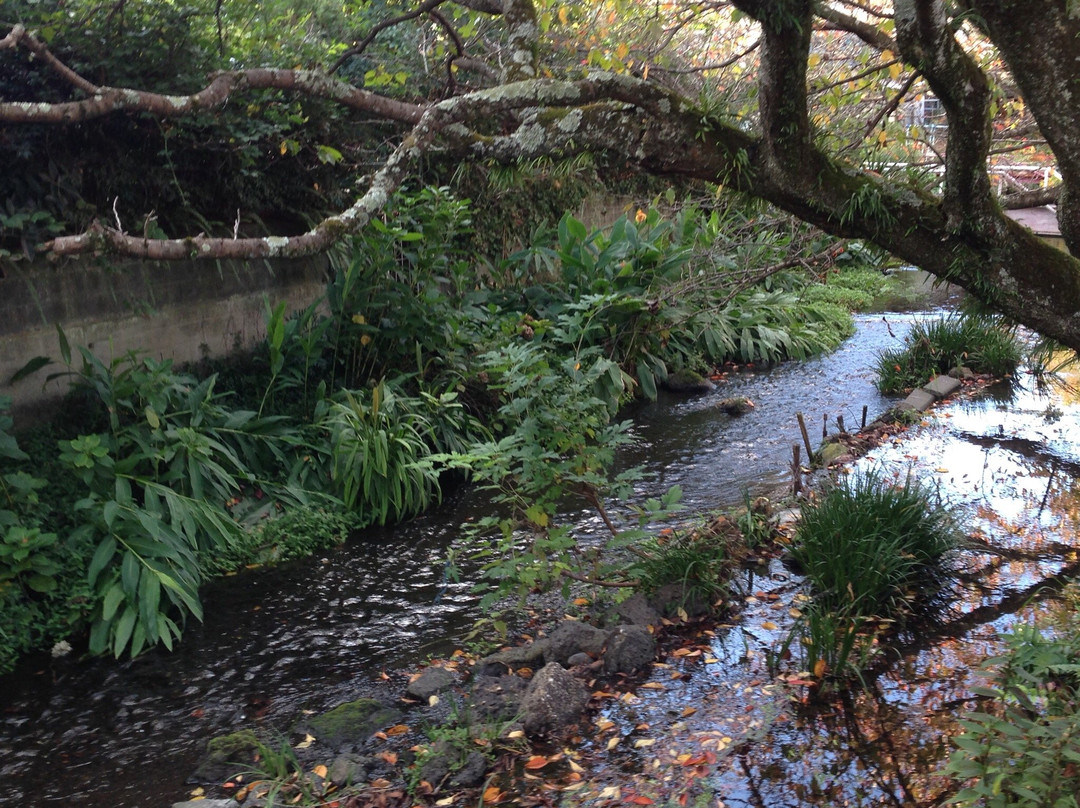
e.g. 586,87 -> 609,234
328,0 -> 449,76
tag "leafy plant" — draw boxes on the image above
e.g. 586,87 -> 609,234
944,612 -> 1080,808
321,381 -> 444,526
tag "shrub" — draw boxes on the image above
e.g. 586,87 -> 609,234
876,313 -> 1021,392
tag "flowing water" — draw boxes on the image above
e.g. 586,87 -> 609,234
4,277 -> 1076,807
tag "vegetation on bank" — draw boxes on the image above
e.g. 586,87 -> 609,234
0,189 -> 890,673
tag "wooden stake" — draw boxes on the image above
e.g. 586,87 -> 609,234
792,444 -> 802,495
861,404 -> 868,430
796,412 -> 814,460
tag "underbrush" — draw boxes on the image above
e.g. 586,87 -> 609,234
784,470 -> 960,684
876,313 -> 1021,392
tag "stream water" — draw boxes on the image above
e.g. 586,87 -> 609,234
3,275 -> 1076,807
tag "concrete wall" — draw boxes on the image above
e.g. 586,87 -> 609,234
0,255 -> 328,421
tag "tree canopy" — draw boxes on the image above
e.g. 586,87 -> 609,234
4,1 -> 1080,349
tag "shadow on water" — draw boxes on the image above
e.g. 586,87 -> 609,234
5,296 -> 1071,808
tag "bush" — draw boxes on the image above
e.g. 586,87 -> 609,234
876,313 -> 1021,393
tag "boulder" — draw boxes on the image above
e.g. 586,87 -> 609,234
650,582 -> 713,619
661,369 -> 714,394
603,625 -> 656,675
406,666 -> 456,701
478,639 -> 548,674
469,674 -> 528,721
543,620 -> 608,666
520,662 -> 589,737
612,593 -> 662,628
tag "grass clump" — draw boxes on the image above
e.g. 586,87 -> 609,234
876,313 -> 1021,393
787,470 -> 959,683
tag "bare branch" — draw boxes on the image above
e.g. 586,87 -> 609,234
0,24 -> 99,94
329,0 -> 449,76
1002,185 -> 1061,210
816,2 -> 897,51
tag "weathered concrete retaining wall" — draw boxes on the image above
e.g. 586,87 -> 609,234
0,255 -> 328,421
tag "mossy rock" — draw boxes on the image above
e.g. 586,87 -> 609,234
816,441 -> 850,467
191,729 -> 259,782
661,370 -> 714,394
297,698 -> 403,752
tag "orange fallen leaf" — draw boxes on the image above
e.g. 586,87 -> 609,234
483,786 -> 504,803
639,682 -> 665,690
312,764 -> 328,779
371,778 -> 392,788
385,724 -> 409,736
525,755 -> 550,770
680,707 -> 697,718
628,796 -> 654,805
377,751 -> 398,765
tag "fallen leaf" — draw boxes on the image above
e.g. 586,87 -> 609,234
761,621 -> 778,630
371,778 -> 392,788
483,785 -> 503,803
596,718 -> 616,732
634,738 -> 657,748
639,682 -> 665,690
814,659 -> 827,678
506,730 -> 524,739
568,759 -> 585,773
525,755 -> 550,770
294,734 -> 316,749
428,694 -> 440,707
607,736 -> 621,751
573,597 -> 590,606
435,797 -> 456,806
377,751 -> 398,765
385,724 -> 409,736
628,797 -> 654,805
312,764 -> 328,778
188,787 -> 205,797
599,786 -> 621,799
680,707 -> 697,718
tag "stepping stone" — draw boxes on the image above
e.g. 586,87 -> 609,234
924,375 -> 962,399
899,388 -> 936,412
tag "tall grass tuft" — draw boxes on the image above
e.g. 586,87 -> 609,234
876,313 -> 1021,392
787,470 -> 959,683
792,470 -> 958,618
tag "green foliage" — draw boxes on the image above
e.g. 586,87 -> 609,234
630,518 -> 730,608
944,609 -> 1080,808
877,313 -> 1022,392
320,382 -> 446,526
800,266 -> 911,312
787,470 -> 959,682
208,506 -> 359,571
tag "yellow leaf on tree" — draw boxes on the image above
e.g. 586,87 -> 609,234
558,6 -> 569,24
878,130 -> 888,146
889,61 -> 902,80
616,42 -> 630,61
814,659 -> 827,678
807,53 -> 821,68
